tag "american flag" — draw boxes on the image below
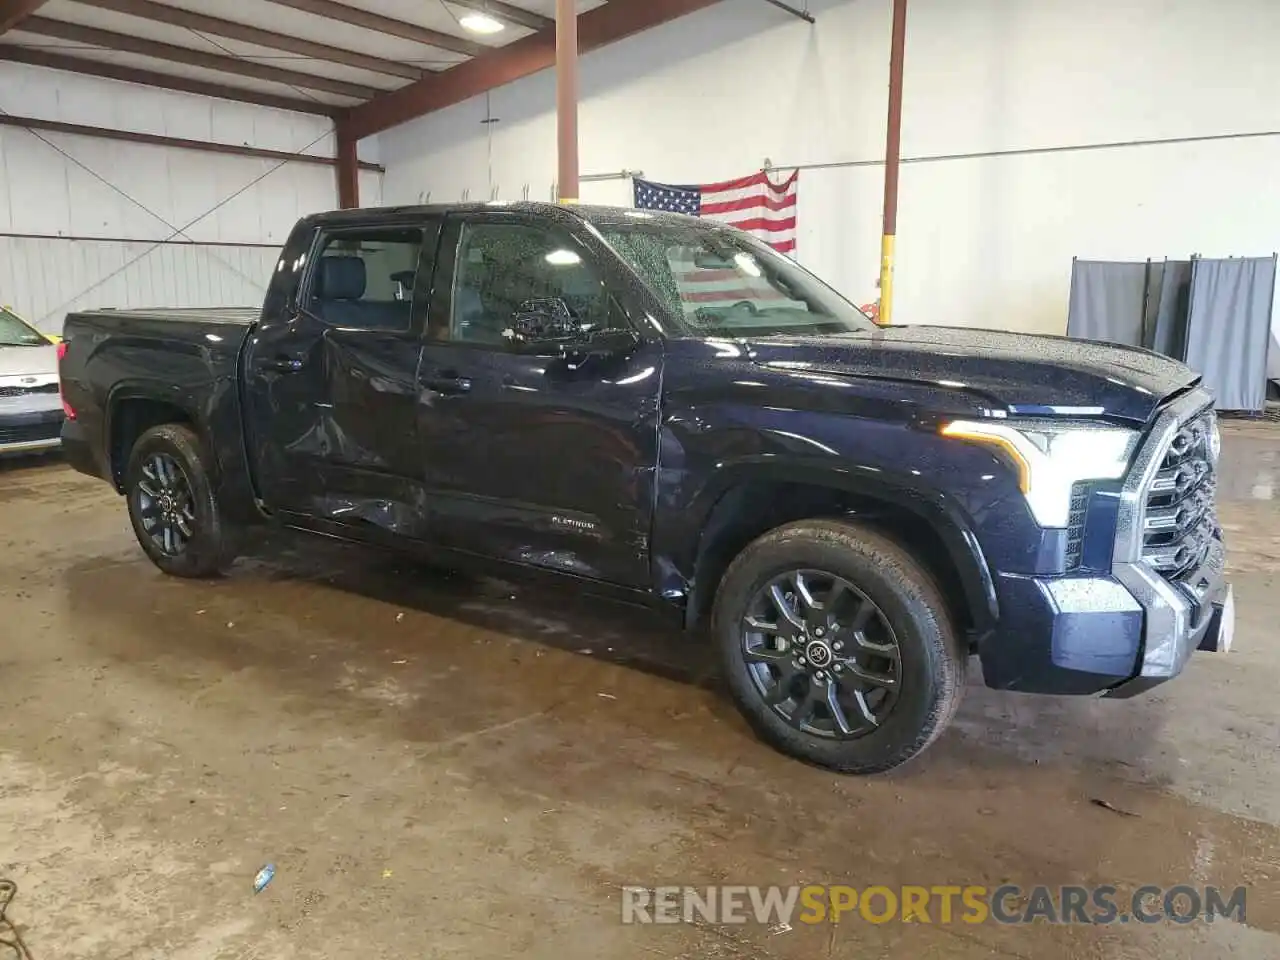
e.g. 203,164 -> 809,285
632,170 -> 799,256
628,171 -> 803,316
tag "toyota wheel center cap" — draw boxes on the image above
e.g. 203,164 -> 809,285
805,640 -> 833,668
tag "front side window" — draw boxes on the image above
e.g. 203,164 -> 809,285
601,221 -> 875,338
0,307 -> 48,346
450,222 -> 618,345
305,228 -> 423,331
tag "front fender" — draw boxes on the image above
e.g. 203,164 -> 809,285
662,456 -> 1000,635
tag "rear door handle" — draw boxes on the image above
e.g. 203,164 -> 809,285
423,372 -> 472,395
261,354 -> 306,373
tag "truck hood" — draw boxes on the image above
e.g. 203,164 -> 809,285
0,343 -> 57,378
748,326 -> 1198,424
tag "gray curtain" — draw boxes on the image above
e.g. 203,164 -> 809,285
1067,260 -> 1147,346
1150,260 -> 1193,360
1269,311 -> 1280,384
1184,256 -> 1277,412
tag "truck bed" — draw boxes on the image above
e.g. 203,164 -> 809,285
67,306 -> 260,325
59,306 -> 259,493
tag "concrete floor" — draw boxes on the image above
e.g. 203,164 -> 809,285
2,421 -> 1279,959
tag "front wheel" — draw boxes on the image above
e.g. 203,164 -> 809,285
125,423 -> 234,578
712,519 -> 966,774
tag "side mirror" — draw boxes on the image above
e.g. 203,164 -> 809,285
504,300 -> 640,359
576,328 -> 641,358
506,298 -> 582,345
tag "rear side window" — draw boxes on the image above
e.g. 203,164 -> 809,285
304,228 -> 424,331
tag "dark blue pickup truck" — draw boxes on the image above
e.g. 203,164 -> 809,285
58,202 -> 1233,773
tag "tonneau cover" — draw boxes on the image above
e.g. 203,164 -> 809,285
71,307 -> 260,324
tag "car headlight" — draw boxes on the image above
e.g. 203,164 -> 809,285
940,419 -> 1141,527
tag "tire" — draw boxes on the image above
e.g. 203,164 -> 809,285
711,518 -> 965,774
125,423 -> 234,578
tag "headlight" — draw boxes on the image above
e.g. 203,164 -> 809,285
940,419 -> 1140,527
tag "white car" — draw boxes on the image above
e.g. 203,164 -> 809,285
0,306 -> 63,456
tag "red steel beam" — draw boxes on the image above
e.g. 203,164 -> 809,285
22,15 -> 381,99
0,113 -> 384,170
335,119 -> 359,207
555,0 -> 578,203
343,0 -> 724,140
0,0 -> 49,34
69,0 -> 421,80
0,44 -> 339,115
877,0 -> 908,326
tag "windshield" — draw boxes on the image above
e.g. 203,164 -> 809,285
599,220 -> 875,337
0,308 -> 48,347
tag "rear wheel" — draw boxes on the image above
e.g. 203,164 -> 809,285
125,424 -> 233,578
712,519 -> 965,774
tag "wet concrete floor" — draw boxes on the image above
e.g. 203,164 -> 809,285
1,420 -> 1279,958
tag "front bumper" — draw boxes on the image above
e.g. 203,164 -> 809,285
979,538 -> 1230,695
0,408 -> 63,456
979,387 -> 1230,697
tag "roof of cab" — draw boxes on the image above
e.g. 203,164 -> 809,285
300,201 -> 701,230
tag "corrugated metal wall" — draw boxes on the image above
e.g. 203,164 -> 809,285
0,62 -> 383,331
0,237 -> 282,329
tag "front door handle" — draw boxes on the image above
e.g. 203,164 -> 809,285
423,372 -> 472,395
260,354 -> 306,373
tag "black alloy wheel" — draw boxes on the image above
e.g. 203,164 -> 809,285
133,451 -> 197,557
712,519 -> 966,774
125,423 -> 234,578
741,569 -> 901,739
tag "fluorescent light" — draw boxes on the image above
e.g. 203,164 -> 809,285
459,12 -> 504,34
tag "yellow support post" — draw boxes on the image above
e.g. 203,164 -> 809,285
878,233 -> 896,327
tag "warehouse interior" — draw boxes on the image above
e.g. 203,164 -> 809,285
2,0 -> 1280,957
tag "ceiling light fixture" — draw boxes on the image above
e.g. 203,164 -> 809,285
459,11 -> 504,34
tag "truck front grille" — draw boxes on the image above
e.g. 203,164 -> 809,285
0,383 -> 58,398
0,419 -> 63,445
1141,411 -> 1218,582
1065,482 -> 1088,569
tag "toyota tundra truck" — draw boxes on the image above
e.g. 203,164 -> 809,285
56,202 -> 1233,773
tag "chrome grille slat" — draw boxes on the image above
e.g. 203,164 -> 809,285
1141,410 -> 1219,582
1143,484 -> 1216,534
1148,461 -> 1213,502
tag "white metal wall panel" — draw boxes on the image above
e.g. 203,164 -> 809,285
0,62 -> 336,157
0,122 -> 340,245
0,62 -> 387,331
1,237 -> 280,332
0,60 -> 346,245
